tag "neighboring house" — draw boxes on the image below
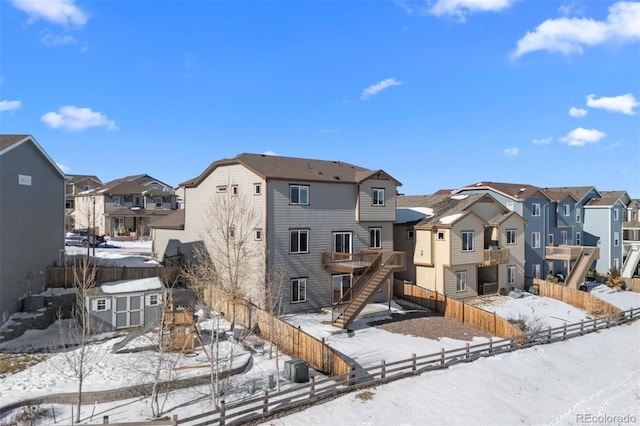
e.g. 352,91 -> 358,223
0,135 -> 65,324
72,174 -> 178,238
85,277 -> 166,333
65,174 -> 102,231
395,193 -> 526,299
454,182 -> 552,280
602,191 -> 640,278
151,153 -> 405,327
583,197 -> 626,274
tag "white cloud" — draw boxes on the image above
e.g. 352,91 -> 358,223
0,100 -> 22,112
533,137 -> 553,145
11,0 -> 88,28
41,106 -> 118,132
560,127 -> 606,146
586,93 -> 638,115
569,107 -> 588,117
41,33 -> 78,47
503,147 -> 519,156
428,0 -> 514,22
558,2 -> 585,17
263,151 -> 277,156
361,78 -> 404,100
512,1 -> 640,58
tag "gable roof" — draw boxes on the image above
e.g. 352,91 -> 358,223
398,193 -> 486,227
181,153 -> 401,188
584,197 -> 624,208
83,175 -> 174,197
0,134 -> 65,178
148,209 -> 185,230
545,186 -> 600,204
544,189 -> 578,203
455,181 -> 550,201
600,190 -> 631,206
65,174 -> 103,185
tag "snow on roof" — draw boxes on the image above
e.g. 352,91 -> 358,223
439,213 -> 464,224
100,277 -> 163,294
450,194 -> 469,200
396,207 -> 434,223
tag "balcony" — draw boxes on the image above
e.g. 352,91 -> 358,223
321,250 -> 406,274
545,245 -> 584,261
481,248 -> 510,266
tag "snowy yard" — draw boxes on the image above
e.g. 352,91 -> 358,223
1,241 -> 638,425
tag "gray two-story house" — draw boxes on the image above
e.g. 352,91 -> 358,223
152,153 -> 405,328
0,135 -> 65,324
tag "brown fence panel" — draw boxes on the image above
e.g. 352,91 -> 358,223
626,278 -> 640,292
533,278 -> 621,316
47,266 -> 179,288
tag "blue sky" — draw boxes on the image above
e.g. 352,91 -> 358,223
1,0 -> 639,197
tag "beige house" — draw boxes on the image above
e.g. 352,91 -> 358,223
395,193 -> 526,299
72,174 -> 177,238
65,175 -> 102,231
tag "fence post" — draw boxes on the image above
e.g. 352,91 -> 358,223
592,318 -> 597,332
488,338 -> 493,354
562,324 -> 567,340
412,353 -> 417,373
220,399 -> 226,426
310,377 -> 315,398
547,326 -> 552,343
510,337 -> 515,351
580,320 -> 584,336
440,348 -> 445,367
263,390 -> 269,413
465,343 -> 470,362
349,363 -> 356,387
172,414 -> 178,426
103,416 -> 108,424
381,360 -> 386,379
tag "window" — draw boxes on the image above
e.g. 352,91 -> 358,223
532,232 -> 541,248
146,293 -> 162,306
254,183 -> 262,195
437,232 -> 445,241
231,185 -> 239,196
372,188 -> 385,206
456,271 -> 467,292
369,227 -> 382,249
115,216 -> 125,230
506,229 -> 516,245
93,298 -> 110,312
462,231 -> 474,252
134,196 -> 141,207
290,185 -> 309,205
333,232 -> 352,253
290,229 -> 309,253
332,274 -> 351,304
532,264 -> 541,279
614,232 -> 619,247
113,196 -> 123,206
614,258 -> 620,269
532,203 -> 541,216
291,278 -> 307,303
560,231 -> 568,245
407,230 -> 414,240
507,265 -> 516,284
548,234 -> 554,245
576,232 -> 581,245
216,185 -> 227,193
613,209 -> 619,221
83,184 -> 90,191
506,202 -> 514,211
563,204 -> 570,217
228,227 -> 235,239
255,229 -> 262,241
576,209 -> 581,223
155,197 -> 163,208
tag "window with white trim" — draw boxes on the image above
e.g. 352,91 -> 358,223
561,230 -> 568,245
290,229 -> 309,253
216,185 -> 227,193
506,229 -> 516,245
254,183 -> 262,195
462,231 -> 474,252
113,196 -> 123,206
369,227 -> 382,249
155,197 -> 163,208
548,234 -> 554,245
92,298 -> 110,312
576,232 -> 581,245
437,232 -> 445,241
146,293 -> 163,306
291,278 -> 307,303
563,204 -> 570,217
290,185 -> 309,205
507,265 -> 516,284
231,185 -> 239,196
407,230 -> 414,240
255,229 -> 262,241
456,271 -> 467,292
531,203 -> 541,216
532,264 -> 541,279
576,208 -> 581,223
532,232 -> 541,249
614,232 -> 619,247
613,209 -> 619,221
115,216 -> 125,230
372,188 -> 385,206
506,202 -> 514,211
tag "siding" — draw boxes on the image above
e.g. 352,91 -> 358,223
500,214 -> 526,290
0,140 -> 65,323
393,224 -> 416,283
450,215 -> 484,266
358,179 -> 397,222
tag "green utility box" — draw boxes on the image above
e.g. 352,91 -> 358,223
284,359 -> 309,383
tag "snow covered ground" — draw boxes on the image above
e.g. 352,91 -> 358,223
1,241 -> 638,425
65,240 -> 159,267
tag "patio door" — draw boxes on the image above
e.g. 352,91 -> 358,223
113,294 -> 143,329
333,232 -> 352,253
332,274 -> 352,304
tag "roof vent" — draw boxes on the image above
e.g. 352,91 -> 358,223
520,188 -> 526,192
333,176 -> 341,180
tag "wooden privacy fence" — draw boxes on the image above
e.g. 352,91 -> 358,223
532,278 -> 621,316
626,278 -> 640,292
46,266 -> 180,288
210,294 -> 352,377
393,280 -> 524,339
177,307 -> 640,426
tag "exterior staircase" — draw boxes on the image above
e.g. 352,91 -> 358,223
621,244 -> 640,278
565,247 -> 600,289
331,251 -> 405,329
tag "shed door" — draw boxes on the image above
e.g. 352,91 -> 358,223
113,295 -> 143,328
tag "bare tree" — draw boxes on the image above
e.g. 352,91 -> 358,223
264,265 -> 287,391
56,255 -> 100,423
